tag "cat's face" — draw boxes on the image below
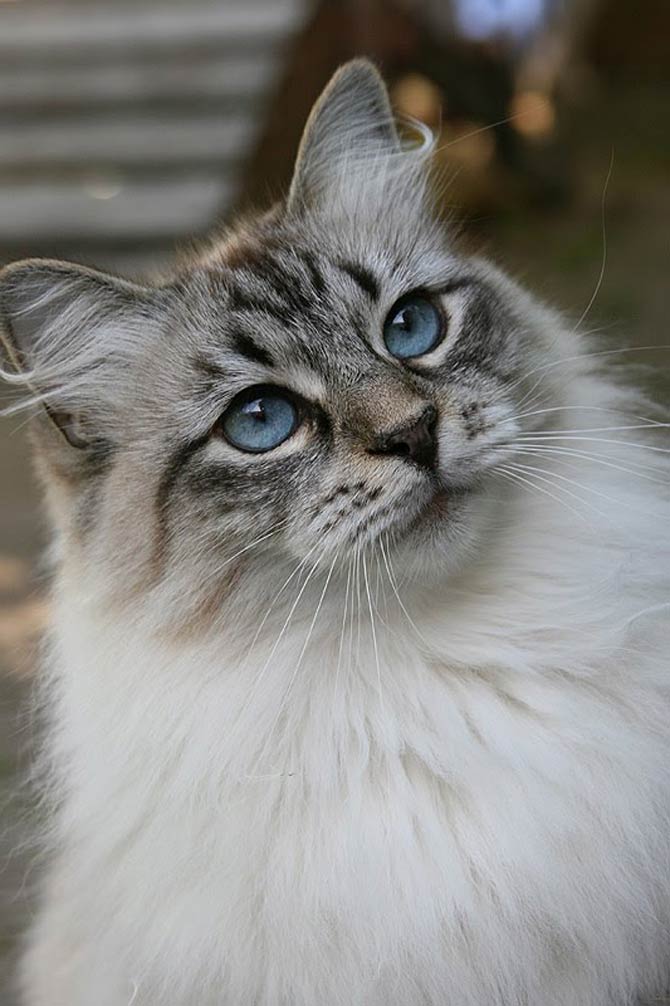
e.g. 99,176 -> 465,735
0,60 -> 566,608
143,224 -> 526,577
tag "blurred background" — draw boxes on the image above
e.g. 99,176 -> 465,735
0,0 -> 668,998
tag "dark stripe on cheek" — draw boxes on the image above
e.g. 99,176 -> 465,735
156,434 -> 210,517
150,433 -> 211,579
231,331 -> 275,368
72,441 -> 115,537
338,261 -> 380,302
182,456 -> 298,507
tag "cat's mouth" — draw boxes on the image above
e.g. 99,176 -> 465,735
375,482 -> 454,544
417,487 -> 451,521
399,485 -> 455,537
405,472 -> 476,530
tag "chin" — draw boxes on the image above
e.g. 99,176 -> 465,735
389,483 -> 493,584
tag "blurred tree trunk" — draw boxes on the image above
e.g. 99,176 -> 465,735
586,0 -> 669,78
233,0 -> 418,214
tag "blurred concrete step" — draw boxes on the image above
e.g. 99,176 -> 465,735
0,1 -> 305,57
0,113 -> 255,171
0,0 -> 306,249
0,175 -> 231,242
0,54 -> 280,111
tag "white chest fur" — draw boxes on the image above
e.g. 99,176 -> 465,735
39,569 -> 670,1006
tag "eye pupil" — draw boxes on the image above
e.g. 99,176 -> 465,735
384,295 -> 443,360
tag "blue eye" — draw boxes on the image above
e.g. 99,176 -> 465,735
220,387 -> 299,453
383,294 -> 443,359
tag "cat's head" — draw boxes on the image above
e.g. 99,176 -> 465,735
0,61 -> 574,618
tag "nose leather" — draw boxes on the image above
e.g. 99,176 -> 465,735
368,404 -> 437,470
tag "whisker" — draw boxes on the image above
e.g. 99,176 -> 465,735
259,549 -> 340,768
230,552 -> 324,753
376,532 -> 393,627
198,517 -> 291,586
505,461 -> 613,522
380,536 -> 431,649
493,443 -> 669,487
362,551 -> 384,720
517,423 -> 670,436
333,553 -> 354,710
239,540 -> 322,672
373,539 -> 385,615
354,544 -> 363,670
505,459 -> 663,521
517,435 -> 670,455
572,148 -> 614,335
496,464 -> 597,527
502,345 -> 670,414
346,547 -> 358,687
505,405 -> 669,428
436,111 -> 532,153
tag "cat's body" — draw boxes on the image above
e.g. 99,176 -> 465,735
23,471 -> 670,1006
2,62 -> 669,1005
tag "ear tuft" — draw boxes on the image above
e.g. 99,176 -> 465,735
287,59 -> 402,212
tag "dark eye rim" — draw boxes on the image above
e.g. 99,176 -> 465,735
382,290 -> 446,360
215,383 -> 303,454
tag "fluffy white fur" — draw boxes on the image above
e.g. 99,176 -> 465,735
21,351 -> 670,1006
5,61 -> 670,1005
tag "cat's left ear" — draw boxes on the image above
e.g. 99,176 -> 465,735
287,59 -> 401,212
0,258 -> 156,449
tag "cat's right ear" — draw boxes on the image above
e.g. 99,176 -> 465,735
0,258 -> 156,449
286,59 -> 401,213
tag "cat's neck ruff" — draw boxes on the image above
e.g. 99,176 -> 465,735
52,444 -> 665,789
41,443 -> 670,1006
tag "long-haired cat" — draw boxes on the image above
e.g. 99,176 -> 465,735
1,60 -> 669,1006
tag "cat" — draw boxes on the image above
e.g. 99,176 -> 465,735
1,59 -> 669,1006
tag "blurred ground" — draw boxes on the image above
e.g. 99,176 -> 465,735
0,65 -> 669,1005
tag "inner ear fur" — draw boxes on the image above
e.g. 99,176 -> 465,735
0,258 -> 155,449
